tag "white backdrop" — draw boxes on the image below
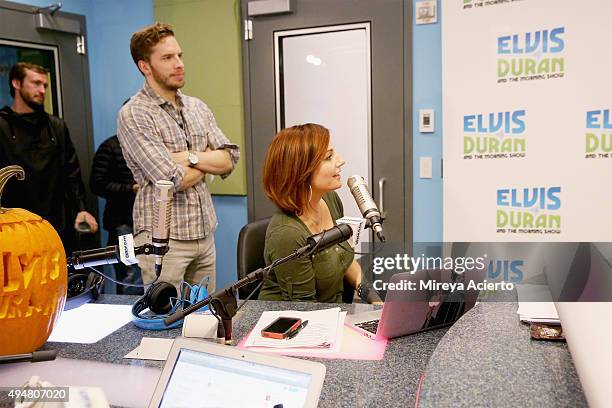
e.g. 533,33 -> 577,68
442,0 -> 612,243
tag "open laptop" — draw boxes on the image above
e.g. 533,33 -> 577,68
346,268 -> 482,340
148,337 -> 326,408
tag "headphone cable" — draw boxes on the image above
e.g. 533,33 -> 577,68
85,265 -> 158,288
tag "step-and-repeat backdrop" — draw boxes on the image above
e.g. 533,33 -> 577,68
442,0 -> 612,244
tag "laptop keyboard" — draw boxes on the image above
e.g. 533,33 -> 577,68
355,319 -> 380,334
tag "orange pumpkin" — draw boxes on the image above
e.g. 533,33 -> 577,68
0,165 -> 67,355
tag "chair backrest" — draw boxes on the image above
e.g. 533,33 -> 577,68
236,217 -> 271,299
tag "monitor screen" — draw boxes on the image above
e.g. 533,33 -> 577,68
159,348 -> 313,408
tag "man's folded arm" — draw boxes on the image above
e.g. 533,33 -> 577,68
117,106 -> 187,191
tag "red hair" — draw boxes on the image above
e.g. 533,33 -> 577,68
263,123 -> 330,215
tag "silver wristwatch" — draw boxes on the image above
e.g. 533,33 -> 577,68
188,151 -> 199,167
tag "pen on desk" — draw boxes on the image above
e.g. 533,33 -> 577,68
287,320 -> 309,339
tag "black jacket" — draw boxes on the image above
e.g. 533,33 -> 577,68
90,135 -> 136,231
0,106 -> 86,243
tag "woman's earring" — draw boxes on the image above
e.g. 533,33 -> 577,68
308,184 -> 313,203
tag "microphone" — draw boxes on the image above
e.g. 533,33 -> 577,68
69,234 -> 138,271
304,223 -> 353,254
347,175 -> 386,242
152,180 -> 174,277
69,246 -> 120,270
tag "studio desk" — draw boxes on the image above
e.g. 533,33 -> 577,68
2,295 -> 588,408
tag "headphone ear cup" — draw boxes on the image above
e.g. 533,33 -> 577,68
131,281 -> 183,331
65,273 -> 97,311
147,282 -> 177,315
67,273 -> 88,297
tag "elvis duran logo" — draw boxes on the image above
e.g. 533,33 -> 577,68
463,0 -> 523,9
463,110 -> 526,160
497,27 -> 565,83
496,187 -> 561,234
477,258 -> 525,298
488,259 -> 524,283
585,109 -> 612,159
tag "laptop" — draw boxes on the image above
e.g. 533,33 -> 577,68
148,337 -> 326,408
346,268 -> 482,340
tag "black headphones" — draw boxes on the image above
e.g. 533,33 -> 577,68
65,272 -> 104,310
131,280 -> 210,330
131,281 -> 182,330
66,271 -> 182,330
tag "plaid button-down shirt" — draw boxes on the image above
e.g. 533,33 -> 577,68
117,82 -> 239,240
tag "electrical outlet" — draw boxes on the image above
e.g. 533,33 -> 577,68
419,157 -> 433,179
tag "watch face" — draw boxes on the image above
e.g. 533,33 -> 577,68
188,152 -> 198,166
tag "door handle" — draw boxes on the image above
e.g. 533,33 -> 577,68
378,177 -> 387,219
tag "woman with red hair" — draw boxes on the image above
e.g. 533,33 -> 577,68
258,123 -> 379,303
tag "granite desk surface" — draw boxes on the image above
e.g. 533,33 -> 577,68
40,295 -> 446,408
418,301 -> 587,408
5,295 -> 587,408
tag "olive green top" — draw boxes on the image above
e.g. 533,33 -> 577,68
258,191 -> 354,303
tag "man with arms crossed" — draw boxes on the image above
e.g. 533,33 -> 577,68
118,23 -> 239,292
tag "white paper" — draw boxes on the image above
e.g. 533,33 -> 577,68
124,337 -> 174,361
48,304 -> 133,344
246,312 -> 346,355
517,302 -> 560,323
516,284 -> 560,323
244,307 -> 343,349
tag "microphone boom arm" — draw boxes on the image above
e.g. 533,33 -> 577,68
164,224 -> 352,333
162,245 -> 310,340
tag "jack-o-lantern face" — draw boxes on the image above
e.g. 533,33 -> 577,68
0,165 -> 67,355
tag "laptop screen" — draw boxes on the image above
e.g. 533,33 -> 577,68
158,348 -> 313,408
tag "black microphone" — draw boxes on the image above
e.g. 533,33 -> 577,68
0,350 -> 57,364
347,175 -> 386,242
69,246 -> 120,270
152,180 -> 174,277
305,223 -> 353,254
68,234 -> 136,271
164,224 -> 354,328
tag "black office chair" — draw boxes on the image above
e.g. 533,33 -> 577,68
236,217 -> 271,300
236,216 -> 355,303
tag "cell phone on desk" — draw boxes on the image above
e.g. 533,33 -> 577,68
261,317 -> 302,339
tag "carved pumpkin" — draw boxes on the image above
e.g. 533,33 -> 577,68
0,165 -> 67,355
